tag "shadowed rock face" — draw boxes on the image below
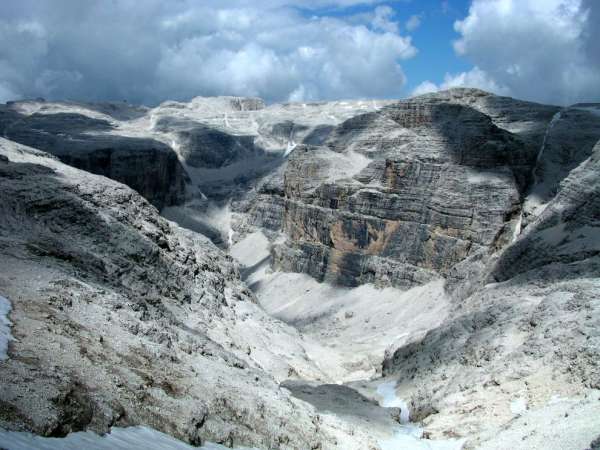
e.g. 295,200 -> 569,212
153,116 -> 262,169
0,109 -> 187,210
491,140 -> 600,283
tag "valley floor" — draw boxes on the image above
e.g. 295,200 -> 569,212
228,230 -> 600,450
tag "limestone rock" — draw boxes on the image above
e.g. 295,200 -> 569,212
0,106 -> 187,210
0,138 -> 377,449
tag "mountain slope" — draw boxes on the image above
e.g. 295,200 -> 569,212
0,138 -> 383,449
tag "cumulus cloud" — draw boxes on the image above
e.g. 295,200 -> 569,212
411,67 -> 511,97
451,0 -> 600,105
0,0 -> 417,105
405,14 -> 422,31
372,6 -> 399,33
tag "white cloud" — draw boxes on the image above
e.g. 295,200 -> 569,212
411,80 -> 439,97
451,0 -> 600,105
405,14 -> 421,31
411,67 -> 511,97
372,6 -> 399,33
0,0 -> 417,104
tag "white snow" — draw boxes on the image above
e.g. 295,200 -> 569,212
0,295 -> 13,360
511,212 -> 523,242
377,381 -> 410,423
0,426 -> 257,450
284,140 -> 297,157
510,397 -> 528,415
533,111 -> 562,187
378,430 -> 465,450
375,381 -> 465,450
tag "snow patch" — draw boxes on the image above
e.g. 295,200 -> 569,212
378,431 -> 465,450
511,212 -> 523,242
533,111 -> 562,187
284,140 -> 297,157
375,382 -> 465,450
377,381 -> 410,423
0,426 -> 257,450
0,295 -> 13,360
510,397 -> 528,415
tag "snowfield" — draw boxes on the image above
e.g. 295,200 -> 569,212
0,427 -> 257,450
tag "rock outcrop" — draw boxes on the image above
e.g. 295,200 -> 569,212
0,138 -> 379,449
265,97 -> 532,288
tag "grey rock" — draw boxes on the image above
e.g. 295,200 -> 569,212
0,107 -> 187,210
271,96 -> 528,288
0,138 -> 376,449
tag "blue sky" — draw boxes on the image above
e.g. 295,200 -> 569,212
0,0 -> 598,105
392,0 -> 472,93
297,0 -> 473,94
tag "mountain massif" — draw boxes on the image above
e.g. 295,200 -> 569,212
0,89 -> 599,450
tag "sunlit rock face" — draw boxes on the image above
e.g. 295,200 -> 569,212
270,97 -> 531,288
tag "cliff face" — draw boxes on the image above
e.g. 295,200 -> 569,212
0,107 -> 187,210
270,98 -> 533,288
379,141 -> 600,444
229,90 -> 600,292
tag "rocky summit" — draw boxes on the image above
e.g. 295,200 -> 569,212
0,89 -> 599,450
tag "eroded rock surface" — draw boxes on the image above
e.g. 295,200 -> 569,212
0,105 -> 187,210
380,140 -> 600,448
0,138 -> 381,449
1,88 -> 599,450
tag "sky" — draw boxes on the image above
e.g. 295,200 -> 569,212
0,0 -> 598,106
